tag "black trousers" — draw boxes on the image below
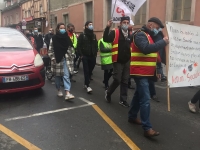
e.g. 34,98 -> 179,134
104,69 -> 113,87
191,90 -> 200,108
82,56 -> 96,87
107,61 -> 130,102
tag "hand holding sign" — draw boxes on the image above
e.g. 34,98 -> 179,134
107,20 -> 113,27
163,36 -> 169,44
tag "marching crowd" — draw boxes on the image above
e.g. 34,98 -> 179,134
22,16 -> 200,137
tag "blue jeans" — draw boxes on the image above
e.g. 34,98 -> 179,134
55,59 -> 71,91
149,80 -> 156,97
128,77 -> 152,131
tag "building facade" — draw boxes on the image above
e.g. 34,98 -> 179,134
1,0 -> 48,33
49,0 -> 200,39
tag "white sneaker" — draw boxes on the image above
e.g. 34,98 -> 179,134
57,90 -> 63,97
73,70 -> 78,74
87,87 -> 92,93
188,101 -> 196,113
65,93 -> 75,100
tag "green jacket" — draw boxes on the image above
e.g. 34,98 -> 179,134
98,38 -> 112,65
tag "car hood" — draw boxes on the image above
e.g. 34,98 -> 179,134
0,50 -> 35,67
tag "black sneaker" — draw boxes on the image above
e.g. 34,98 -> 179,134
161,76 -> 167,82
119,101 -> 130,107
151,95 -> 160,102
105,90 -> 111,103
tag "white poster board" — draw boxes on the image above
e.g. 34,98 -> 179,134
166,22 -> 200,88
111,0 -> 146,24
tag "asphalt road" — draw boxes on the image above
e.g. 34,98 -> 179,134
0,65 -> 200,150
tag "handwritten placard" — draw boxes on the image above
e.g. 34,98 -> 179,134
166,22 -> 200,88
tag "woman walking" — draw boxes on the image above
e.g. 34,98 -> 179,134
48,23 -> 75,100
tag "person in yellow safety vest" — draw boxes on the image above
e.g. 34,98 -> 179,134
103,16 -> 132,108
128,17 -> 169,137
67,23 -> 78,76
98,37 -> 113,90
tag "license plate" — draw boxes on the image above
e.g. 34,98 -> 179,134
2,75 -> 29,83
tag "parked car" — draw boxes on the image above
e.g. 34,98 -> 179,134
0,27 -> 45,94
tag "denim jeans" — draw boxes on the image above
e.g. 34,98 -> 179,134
148,80 -> 156,97
55,59 -> 71,91
128,77 -> 152,131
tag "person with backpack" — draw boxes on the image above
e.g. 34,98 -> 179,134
103,16 -> 131,107
44,28 -> 54,50
98,36 -> 113,90
77,21 -> 98,93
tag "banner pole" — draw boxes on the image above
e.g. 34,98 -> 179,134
111,0 -> 117,18
165,22 -> 170,111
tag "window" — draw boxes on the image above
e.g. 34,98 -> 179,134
11,0 -> 13,5
16,14 -> 19,23
4,17 -> 6,26
63,14 -> 69,26
40,6 -> 43,16
10,16 -> 13,24
25,11 -> 28,18
85,2 -> 93,22
28,10 -> 31,17
107,0 -> 112,21
173,0 -> 192,21
134,2 -> 147,25
5,2 -> 7,7
54,17 -> 57,29
7,16 -> 9,25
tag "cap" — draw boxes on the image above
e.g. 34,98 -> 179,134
148,17 -> 164,28
120,16 -> 130,22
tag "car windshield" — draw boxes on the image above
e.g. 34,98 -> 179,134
0,28 -> 33,50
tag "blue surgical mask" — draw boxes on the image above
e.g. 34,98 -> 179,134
88,25 -> 93,30
59,29 -> 66,34
121,24 -> 128,31
152,28 -> 162,36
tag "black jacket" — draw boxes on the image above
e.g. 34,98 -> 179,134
152,31 -> 166,65
77,30 -> 98,57
33,34 -> 44,50
134,26 -> 166,55
44,33 -> 54,47
103,26 -> 131,64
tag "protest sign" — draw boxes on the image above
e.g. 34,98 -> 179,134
111,0 -> 146,24
166,22 -> 200,88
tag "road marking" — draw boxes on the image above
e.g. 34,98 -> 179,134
0,124 -> 41,150
5,103 -> 92,121
79,97 -> 95,105
92,105 -> 140,150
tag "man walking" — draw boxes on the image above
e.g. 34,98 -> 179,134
77,21 -> 98,93
103,16 -> 131,107
44,28 -> 54,50
128,17 -> 169,137
33,27 -> 44,53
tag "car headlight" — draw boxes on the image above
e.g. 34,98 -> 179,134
34,54 -> 44,67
